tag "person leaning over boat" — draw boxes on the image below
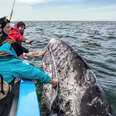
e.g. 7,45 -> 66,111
0,17 -> 57,116
8,21 -> 46,58
9,21 -> 33,45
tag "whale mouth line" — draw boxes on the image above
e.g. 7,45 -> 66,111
47,43 -> 60,112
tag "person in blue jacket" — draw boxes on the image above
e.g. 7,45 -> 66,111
0,17 -> 57,116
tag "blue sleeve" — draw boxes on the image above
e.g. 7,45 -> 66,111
11,59 -> 51,83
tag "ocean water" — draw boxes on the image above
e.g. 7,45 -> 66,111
22,21 -> 116,114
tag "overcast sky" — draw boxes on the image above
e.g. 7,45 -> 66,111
0,0 -> 116,21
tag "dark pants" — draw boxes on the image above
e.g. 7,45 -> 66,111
0,81 -> 20,116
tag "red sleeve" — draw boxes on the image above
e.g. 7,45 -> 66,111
19,34 -> 24,41
8,29 -> 24,42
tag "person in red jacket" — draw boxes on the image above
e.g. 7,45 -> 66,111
9,21 -> 33,45
8,22 -> 46,58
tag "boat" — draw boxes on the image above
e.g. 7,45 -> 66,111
8,80 -> 40,116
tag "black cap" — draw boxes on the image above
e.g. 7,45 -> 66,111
0,17 -> 10,29
17,21 -> 26,29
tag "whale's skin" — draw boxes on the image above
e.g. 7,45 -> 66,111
41,39 -> 113,116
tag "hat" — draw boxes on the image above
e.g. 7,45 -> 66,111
17,21 -> 26,29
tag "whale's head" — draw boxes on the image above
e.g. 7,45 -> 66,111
41,39 -> 113,116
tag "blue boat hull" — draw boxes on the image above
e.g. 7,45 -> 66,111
16,80 -> 40,116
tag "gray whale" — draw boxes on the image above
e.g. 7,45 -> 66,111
41,39 -> 114,116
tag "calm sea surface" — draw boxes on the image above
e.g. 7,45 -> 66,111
20,21 -> 116,113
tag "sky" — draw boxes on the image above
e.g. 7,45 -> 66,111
0,0 -> 116,21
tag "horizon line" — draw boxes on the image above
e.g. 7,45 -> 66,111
11,19 -> 116,22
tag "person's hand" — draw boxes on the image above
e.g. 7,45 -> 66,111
25,40 -> 34,44
41,50 -> 47,56
32,80 -> 37,85
50,78 -> 58,87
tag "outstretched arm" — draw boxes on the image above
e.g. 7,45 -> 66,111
24,50 -> 46,57
12,59 -> 58,85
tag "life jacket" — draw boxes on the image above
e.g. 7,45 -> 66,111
0,74 -> 12,100
8,24 -> 24,45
